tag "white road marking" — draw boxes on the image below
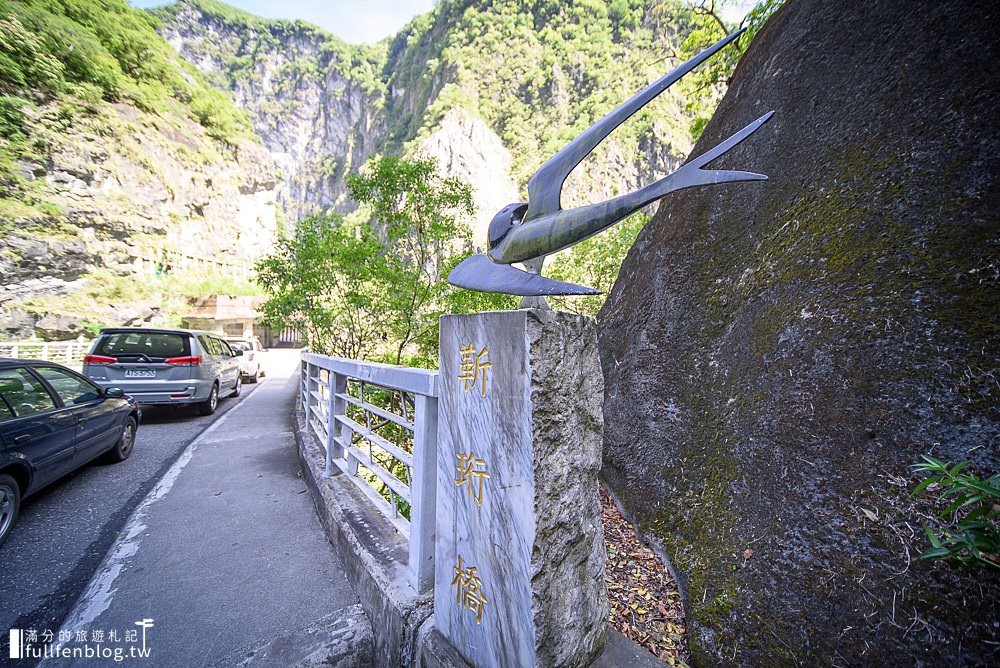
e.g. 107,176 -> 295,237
45,391 -> 263,654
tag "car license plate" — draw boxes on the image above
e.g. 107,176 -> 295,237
124,369 -> 156,378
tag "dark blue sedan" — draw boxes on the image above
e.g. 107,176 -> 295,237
0,359 -> 140,547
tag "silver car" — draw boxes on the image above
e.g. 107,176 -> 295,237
82,328 -> 242,415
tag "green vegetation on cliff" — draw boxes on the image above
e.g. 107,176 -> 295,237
386,0 -> 700,186
148,0 -> 386,96
0,0 -> 257,224
0,0 -> 251,140
384,0 -> 783,181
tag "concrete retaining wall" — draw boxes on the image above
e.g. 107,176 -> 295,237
295,409 -> 464,667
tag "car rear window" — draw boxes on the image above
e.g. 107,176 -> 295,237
227,341 -> 250,352
96,332 -> 190,361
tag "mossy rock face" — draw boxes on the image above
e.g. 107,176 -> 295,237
597,0 -> 1000,664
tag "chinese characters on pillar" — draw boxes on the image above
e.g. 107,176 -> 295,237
458,343 -> 492,397
452,554 -> 488,624
455,451 -> 491,507
450,341 -> 494,627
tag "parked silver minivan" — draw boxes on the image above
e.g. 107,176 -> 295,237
83,328 -> 242,415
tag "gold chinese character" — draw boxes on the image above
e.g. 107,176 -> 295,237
458,343 -> 492,397
455,451 -> 491,507
452,554 -> 488,624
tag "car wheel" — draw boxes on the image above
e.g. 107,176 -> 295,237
0,474 -> 20,548
199,383 -> 219,416
230,374 -> 242,398
102,416 -> 137,464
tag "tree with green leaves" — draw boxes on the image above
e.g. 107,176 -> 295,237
546,212 -> 649,316
254,212 -> 390,360
346,154 -> 477,364
256,155 -> 515,365
677,0 -> 786,139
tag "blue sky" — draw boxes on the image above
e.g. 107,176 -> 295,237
131,1 -> 756,46
131,1 -> 436,44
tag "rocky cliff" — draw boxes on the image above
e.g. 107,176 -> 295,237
0,0 -> 279,339
2,102 -> 276,287
0,98 -> 277,338
153,0 -> 702,245
153,0 -> 383,223
599,0 -> 999,664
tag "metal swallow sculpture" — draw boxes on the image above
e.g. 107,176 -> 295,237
448,28 -> 774,296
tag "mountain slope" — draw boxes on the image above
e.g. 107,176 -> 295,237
153,0 -> 708,243
0,0 -> 279,338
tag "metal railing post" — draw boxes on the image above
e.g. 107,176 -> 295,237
409,393 -> 438,592
324,371 -> 335,475
309,363 -> 315,423
302,361 -> 311,426
330,373 -> 350,464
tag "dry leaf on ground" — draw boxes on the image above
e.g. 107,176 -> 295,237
602,488 -> 690,666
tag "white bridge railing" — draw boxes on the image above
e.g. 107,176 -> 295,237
300,353 -> 438,591
0,340 -> 93,367
133,247 -> 253,281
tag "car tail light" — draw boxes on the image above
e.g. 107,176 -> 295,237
84,354 -> 117,364
165,356 -> 202,366
248,352 -> 255,361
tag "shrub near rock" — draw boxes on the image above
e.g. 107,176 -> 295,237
598,0 -> 999,664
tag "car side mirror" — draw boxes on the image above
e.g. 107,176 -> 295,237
105,387 -> 125,399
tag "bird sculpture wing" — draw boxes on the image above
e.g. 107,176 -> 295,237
447,253 -> 600,296
489,111 -> 774,266
448,28 -> 774,297
523,29 -> 746,223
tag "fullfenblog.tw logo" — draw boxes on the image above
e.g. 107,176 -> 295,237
8,619 -> 153,662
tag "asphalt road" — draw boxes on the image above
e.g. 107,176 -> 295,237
0,380 -> 262,664
45,351 -> 359,667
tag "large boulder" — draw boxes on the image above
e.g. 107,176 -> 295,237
33,313 -> 86,341
598,0 -> 999,665
0,307 -> 37,340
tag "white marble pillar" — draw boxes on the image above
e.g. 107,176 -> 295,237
435,309 -> 608,668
